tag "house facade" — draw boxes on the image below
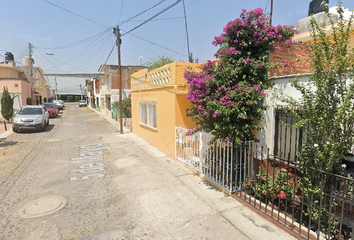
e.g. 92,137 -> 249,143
98,65 -> 145,118
256,42 -> 312,160
0,62 -> 31,117
257,7 -> 354,160
131,61 -> 200,159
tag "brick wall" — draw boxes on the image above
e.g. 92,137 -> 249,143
112,66 -> 145,89
269,42 -> 311,78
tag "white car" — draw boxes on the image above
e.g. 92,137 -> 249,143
79,100 -> 87,107
12,105 -> 49,132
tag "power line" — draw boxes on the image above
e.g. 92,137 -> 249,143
126,17 -> 184,22
76,34 -> 114,69
118,0 -> 124,24
52,31 -> 111,68
0,25 -> 27,49
36,28 -> 111,50
101,43 -> 116,71
128,33 -> 187,56
119,0 -> 167,26
122,0 -> 182,36
42,0 -> 109,28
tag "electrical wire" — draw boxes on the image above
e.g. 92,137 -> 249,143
128,33 -> 187,56
122,0 -> 182,36
124,0 -> 146,24
52,31 -> 112,68
76,34 -> 114,69
0,25 -> 27,49
160,0 -> 199,16
265,0 -> 270,12
42,0 -> 109,28
36,28 -> 111,50
126,17 -> 184,22
118,0 -> 124,25
100,43 -> 116,71
119,0 -> 167,26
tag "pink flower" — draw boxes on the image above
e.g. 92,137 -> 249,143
278,191 -> 287,199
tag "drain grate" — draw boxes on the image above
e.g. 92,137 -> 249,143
18,196 -> 67,218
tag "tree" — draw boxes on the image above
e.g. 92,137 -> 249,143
277,3 -> 354,231
1,87 -> 14,123
279,3 -> 354,174
184,8 -> 295,144
146,55 -> 174,71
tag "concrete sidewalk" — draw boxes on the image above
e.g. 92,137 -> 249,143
0,121 -> 13,141
88,107 -> 298,239
0,106 -> 298,239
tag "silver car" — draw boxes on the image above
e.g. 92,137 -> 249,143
52,100 -> 64,110
12,105 -> 49,132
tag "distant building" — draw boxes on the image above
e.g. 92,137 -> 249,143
97,65 -> 145,118
44,73 -> 104,101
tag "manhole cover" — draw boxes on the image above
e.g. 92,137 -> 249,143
18,196 -> 67,218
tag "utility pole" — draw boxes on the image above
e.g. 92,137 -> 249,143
182,0 -> 191,62
80,84 -> 83,100
55,75 -> 58,100
270,0 -> 274,25
29,43 -> 34,105
114,25 -> 123,134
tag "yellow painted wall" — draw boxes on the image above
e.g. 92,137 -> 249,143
131,61 -> 201,159
175,94 -> 195,129
132,87 -> 176,158
35,68 -> 47,100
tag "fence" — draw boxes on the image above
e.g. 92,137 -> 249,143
175,126 -> 354,240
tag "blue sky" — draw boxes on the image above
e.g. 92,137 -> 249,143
1,0 -> 353,77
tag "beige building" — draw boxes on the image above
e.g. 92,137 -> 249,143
0,62 -> 31,117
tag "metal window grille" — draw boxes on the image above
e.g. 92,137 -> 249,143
148,103 -> 157,128
274,108 -> 303,161
139,102 -> 147,125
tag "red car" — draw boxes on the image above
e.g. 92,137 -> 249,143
42,103 -> 59,118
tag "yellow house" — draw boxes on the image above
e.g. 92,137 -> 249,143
33,67 -> 48,103
131,61 -> 200,159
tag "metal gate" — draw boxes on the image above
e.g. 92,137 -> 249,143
175,127 -> 254,193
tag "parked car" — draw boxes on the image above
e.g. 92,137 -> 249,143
79,100 -> 87,107
52,100 -> 64,110
58,100 -> 65,108
12,105 -> 49,132
42,103 -> 58,118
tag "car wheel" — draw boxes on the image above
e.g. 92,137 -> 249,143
46,119 -> 49,126
41,123 -> 46,132
13,128 -> 19,133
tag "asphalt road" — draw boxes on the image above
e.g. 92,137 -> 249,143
0,103 -> 296,240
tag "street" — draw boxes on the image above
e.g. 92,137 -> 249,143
0,103 -> 296,240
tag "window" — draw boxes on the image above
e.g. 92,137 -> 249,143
274,108 -> 303,161
139,101 -> 157,129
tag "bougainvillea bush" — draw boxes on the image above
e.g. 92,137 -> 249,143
185,8 -> 296,144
